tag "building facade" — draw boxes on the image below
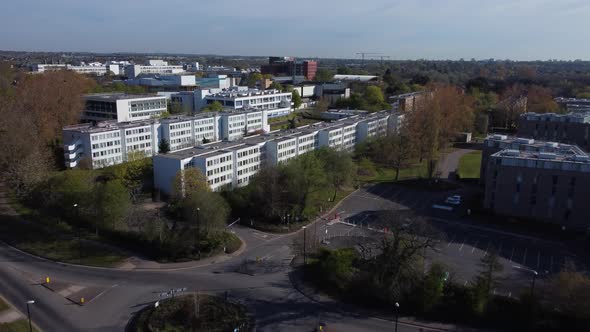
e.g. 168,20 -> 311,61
153,110 -> 399,194
517,112 -> 590,151
483,143 -> 590,229
261,57 -> 318,80
199,88 -> 292,118
82,93 -> 168,122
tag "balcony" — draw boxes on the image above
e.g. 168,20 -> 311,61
67,160 -> 77,168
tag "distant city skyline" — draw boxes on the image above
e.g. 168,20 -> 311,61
2,0 -> 590,61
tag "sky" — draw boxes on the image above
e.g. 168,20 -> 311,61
1,0 -> 589,60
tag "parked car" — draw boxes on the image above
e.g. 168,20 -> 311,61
445,195 -> 462,205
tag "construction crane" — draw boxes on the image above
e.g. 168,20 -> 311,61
356,52 -> 382,66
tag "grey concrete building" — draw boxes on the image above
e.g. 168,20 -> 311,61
517,112 -> 590,151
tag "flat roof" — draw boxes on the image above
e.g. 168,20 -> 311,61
485,135 -> 586,155
85,93 -> 166,101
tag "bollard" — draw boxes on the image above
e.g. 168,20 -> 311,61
46,277 -> 50,284
80,297 -> 85,305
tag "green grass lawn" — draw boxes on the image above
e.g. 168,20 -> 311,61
0,215 -> 127,268
457,150 -> 482,179
0,319 -> 40,332
358,162 -> 429,184
0,297 -> 9,312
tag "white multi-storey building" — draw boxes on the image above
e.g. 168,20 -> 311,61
126,60 -> 184,78
32,63 -> 119,76
160,114 -> 220,152
63,120 -> 160,169
82,93 -> 168,122
220,110 -> 269,141
266,135 -> 298,165
154,111 -> 402,194
197,88 -> 292,118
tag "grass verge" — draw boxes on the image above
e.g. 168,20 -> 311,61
131,294 -> 251,332
0,215 -> 127,268
0,319 -> 40,332
457,150 -> 482,180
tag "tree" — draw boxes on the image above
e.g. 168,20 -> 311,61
171,168 -> 211,201
315,248 -> 358,290
201,101 -> 224,112
159,138 -> 170,154
270,81 -> 283,91
314,97 -> 330,113
472,251 -> 503,314
319,149 -> 355,201
246,73 -> 263,88
385,132 -> 415,181
364,86 -> 385,106
292,89 -> 302,109
366,210 -> 439,302
184,190 -> 230,236
45,169 -> 97,221
103,152 -> 152,202
315,69 -> 334,82
337,67 -> 353,75
547,269 -> 590,321
283,153 -> 327,218
94,179 -> 130,232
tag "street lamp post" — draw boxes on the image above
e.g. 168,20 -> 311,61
302,226 -> 307,265
394,302 -> 400,332
513,265 -> 539,328
26,300 -> 35,332
196,207 -> 201,260
73,203 -> 81,260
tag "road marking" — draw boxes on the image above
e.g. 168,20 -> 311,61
508,292 -> 512,298
459,242 -> 465,251
510,246 -> 515,262
447,234 -> 456,247
523,247 -> 528,265
483,241 -> 491,256
471,239 -> 479,253
537,251 -> 541,270
89,284 -> 118,304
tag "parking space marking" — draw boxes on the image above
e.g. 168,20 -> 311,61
459,241 -> 465,252
447,234 -> 456,247
471,238 -> 479,254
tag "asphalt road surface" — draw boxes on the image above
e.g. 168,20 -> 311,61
1,179 -> 581,331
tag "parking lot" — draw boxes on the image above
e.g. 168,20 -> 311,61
314,182 -> 585,297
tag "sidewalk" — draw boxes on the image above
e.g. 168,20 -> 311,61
0,295 -> 40,331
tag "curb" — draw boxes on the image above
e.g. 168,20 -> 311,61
0,230 -> 248,273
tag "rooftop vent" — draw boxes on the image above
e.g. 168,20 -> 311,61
545,142 -> 559,148
491,134 -> 508,141
539,152 -> 557,160
504,149 -> 520,156
515,138 -> 534,145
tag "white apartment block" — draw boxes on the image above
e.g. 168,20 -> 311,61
318,126 -> 344,150
197,88 -> 292,118
266,135 -> 298,165
126,60 -> 184,78
220,110 -> 269,141
82,93 -> 168,122
63,120 -> 160,169
154,111 -> 402,194
160,115 -> 220,152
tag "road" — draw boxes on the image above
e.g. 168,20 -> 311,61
1,168 -> 576,331
0,222 -> 457,332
